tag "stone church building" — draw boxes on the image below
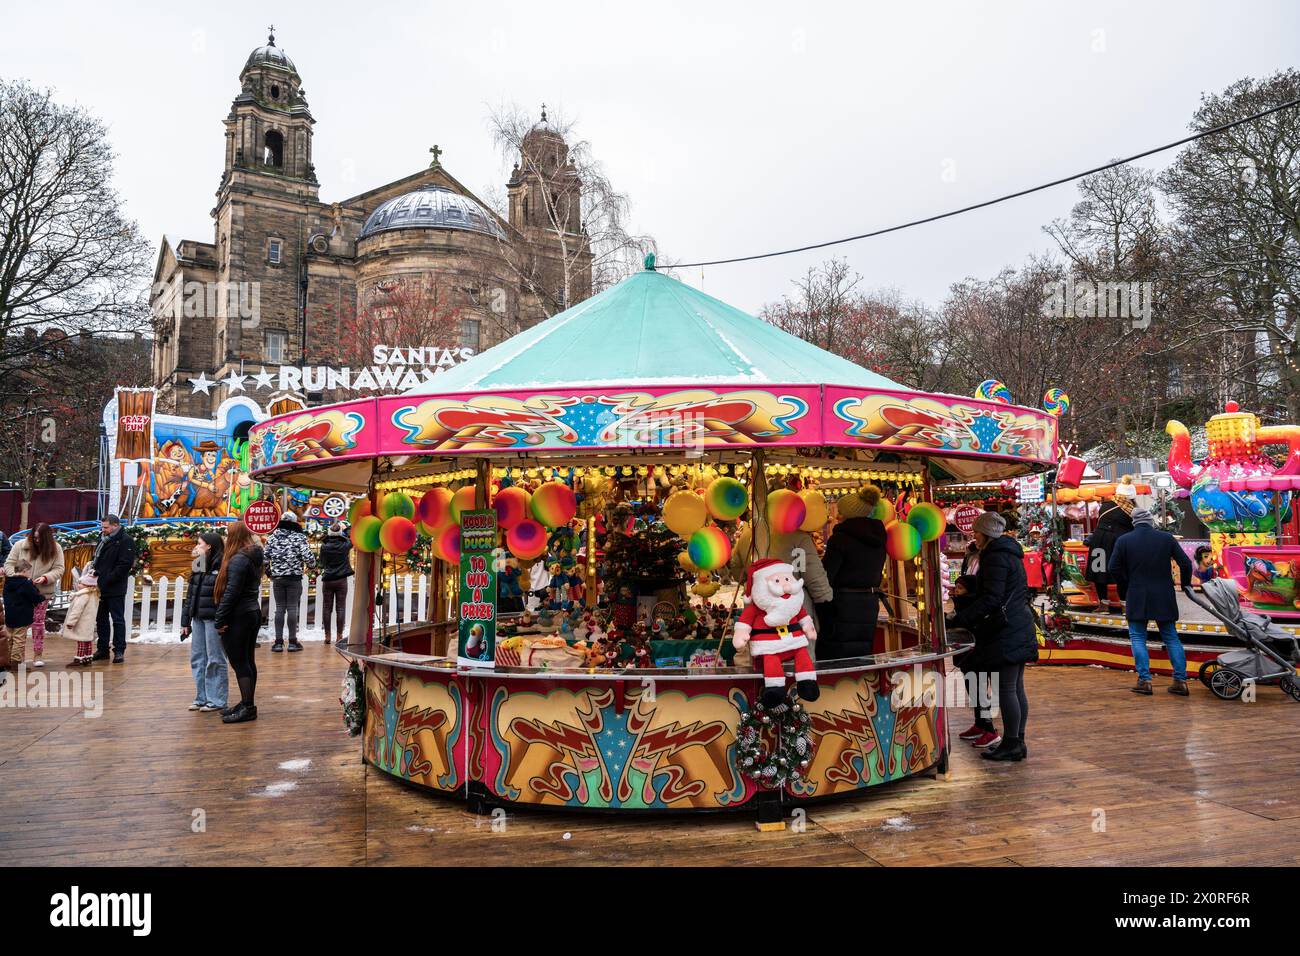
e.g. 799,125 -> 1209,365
150,31 -> 592,418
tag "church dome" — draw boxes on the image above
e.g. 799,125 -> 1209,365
244,33 -> 297,75
359,186 -> 506,241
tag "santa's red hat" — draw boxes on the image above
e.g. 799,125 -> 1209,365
744,558 -> 793,600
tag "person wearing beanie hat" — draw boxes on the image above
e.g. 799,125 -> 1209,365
821,485 -> 888,659
1109,507 -> 1194,696
732,558 -> 820,707
64,567 -> 101,667
947,506 -> 1037,761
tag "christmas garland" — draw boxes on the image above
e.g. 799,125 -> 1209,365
341,661 -> 364,736
736,694 -> 815,789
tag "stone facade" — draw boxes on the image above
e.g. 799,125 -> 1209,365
150,32 -> 592,417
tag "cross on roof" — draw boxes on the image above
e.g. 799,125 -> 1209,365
428,144 -> 443,168
267,25 -> 276,45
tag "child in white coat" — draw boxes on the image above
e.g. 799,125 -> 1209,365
64,568 -> 100,667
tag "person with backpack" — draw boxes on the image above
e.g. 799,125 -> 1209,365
180,532 -> 228,712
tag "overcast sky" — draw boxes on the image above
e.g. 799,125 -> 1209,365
3,0 -> 1297,313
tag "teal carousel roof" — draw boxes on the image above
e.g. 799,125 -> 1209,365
408,259 -> 904,393
249,258 -> 1057,490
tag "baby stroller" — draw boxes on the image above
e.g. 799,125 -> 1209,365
1184,578 -> 1300,702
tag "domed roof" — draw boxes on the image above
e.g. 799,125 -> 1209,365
244,32 -> 297,75
359,186 -> 506,241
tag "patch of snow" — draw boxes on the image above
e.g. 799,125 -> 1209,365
278,758 -> 312,773
253,781 -> 298,797
881,815 -> 916,833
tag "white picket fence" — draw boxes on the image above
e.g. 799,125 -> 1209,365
62,567 -> 433,643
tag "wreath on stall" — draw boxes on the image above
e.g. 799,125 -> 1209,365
341,661 -> 364,736
736,694 -> 815,789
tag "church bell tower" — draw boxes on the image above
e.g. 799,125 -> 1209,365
222,28 -> 316,184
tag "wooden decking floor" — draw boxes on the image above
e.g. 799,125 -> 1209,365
2,634 -> 1297,866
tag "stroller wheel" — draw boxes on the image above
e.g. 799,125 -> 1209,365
1209,667 -> 1244,701
1198,660 -> 1221,688
1281,675 -> 1300,703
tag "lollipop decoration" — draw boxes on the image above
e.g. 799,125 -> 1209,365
416,487 -> 453,533
906,502 -> 945,542
885,521 -> 921,561
507,519 -> 548,560
687,525 -> 733,571
1042,387 -> 1071,417
663,489 -> 708,536
379,516 -> 418,554
974,379 -> 1013,404
766,489 -> 807,534
493,485 -> 531,529
530,482 -> 577,528
350,515 -> 382,553
705,477 -> 749,521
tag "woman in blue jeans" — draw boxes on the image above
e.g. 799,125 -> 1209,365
180,532 -> 227,712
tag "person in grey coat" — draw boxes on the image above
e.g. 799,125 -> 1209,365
1109,508 -> 1195,696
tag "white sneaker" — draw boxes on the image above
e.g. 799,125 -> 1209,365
32,660 -> 44,668
200,704 -> 222,713
188,702 -> 202,711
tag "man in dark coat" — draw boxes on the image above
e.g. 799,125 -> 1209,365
1109,508 -> 1194,696
92,514 -> 138,663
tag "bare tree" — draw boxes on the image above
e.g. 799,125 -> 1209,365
0,80 -> 151,377
486,103 -> 655,316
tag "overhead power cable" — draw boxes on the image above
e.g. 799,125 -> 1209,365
661,96 -> 1300,269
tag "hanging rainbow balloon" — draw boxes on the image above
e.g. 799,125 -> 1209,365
766,489 -> 806,534
379,491 -> 415,521
663,490 -> 708,536
379,516 -> 418,554
493,485 -> 531,529
530,482 -> 577,528
871,497 -> 896,525
450,485 -> 477,522
885,521 -> 921,561
906,502 -> 945,542
687,526 -> 732,571
678,550 -> 700,573
705,477 -> 749,521
974,379 -> 1013,404
1042,387 -> 1071,417
507,519 -> 548,560
416,487 -> 453,534
350,515 -> 382,553
799,491 -> 828,532
349,499 -> 373,525
435,523 -> 461,565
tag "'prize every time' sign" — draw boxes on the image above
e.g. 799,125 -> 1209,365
457,509 -> 498,667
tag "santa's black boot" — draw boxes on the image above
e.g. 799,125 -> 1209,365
797,679 -> 821,702
761,686 -> 786,708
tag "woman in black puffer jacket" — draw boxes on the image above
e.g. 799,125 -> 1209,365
949,511 -> 1037,762
180,532 -> 226,713
820,486 -> 889,658
214,523 -> 265,724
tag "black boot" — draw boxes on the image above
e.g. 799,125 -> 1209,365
981,736 -> 1026,761
761,686 -> 786,708
796,679 -> 820,702
222,702 -> 258,724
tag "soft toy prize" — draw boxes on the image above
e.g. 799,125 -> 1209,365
732,558 -> 821,707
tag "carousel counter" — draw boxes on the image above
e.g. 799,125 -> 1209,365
340,627 -> 968,818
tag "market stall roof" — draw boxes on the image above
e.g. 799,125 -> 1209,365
408,261 -> 905,393
249,259 -> 1057,491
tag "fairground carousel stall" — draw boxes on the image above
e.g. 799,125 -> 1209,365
248,257 -> 1057,826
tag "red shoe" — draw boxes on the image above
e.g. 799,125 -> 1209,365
958,723 -> 985,741
972,730 -> 1003,749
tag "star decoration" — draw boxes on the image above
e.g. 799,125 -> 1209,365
223,371 -> 248,393
252,368 -> 277,390
188,372 -> 214,395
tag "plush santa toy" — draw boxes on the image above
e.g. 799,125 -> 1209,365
732,558 -> 821,707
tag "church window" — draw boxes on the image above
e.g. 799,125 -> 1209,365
459,318 -> 481,352
268,239 -> 282,264
522,198 -> 529,223
263,130 -> 284,167
270,84 -> 281,100
265,330 -> 287,364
